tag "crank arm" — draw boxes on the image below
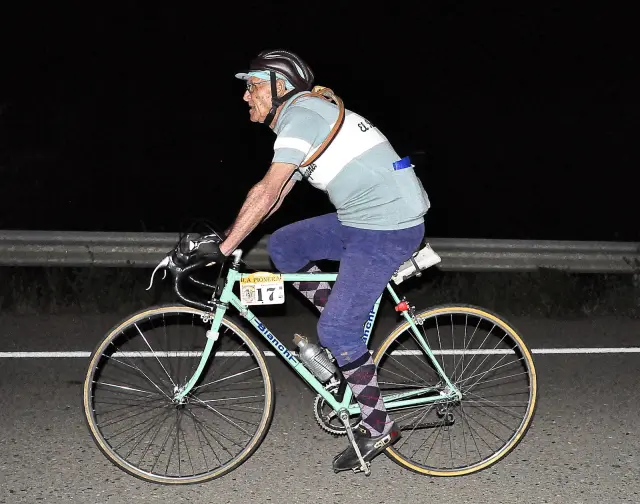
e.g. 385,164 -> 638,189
338,410 -> 371,476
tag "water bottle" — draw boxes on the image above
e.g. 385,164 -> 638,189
293,334 -> 337,383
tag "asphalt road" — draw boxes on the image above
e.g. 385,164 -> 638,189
1,301 -> 639,504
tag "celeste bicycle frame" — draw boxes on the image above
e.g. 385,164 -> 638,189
173,255 -> 462,416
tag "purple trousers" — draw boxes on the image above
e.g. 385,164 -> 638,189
267,212 -> 424,367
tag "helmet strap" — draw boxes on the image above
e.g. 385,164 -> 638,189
263,71 -> 297,128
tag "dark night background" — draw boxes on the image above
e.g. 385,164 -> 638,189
0,2 -> 636,242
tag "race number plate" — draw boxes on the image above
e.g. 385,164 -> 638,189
240,272 -> 285,305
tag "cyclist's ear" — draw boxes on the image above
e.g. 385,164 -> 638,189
274,79 -> 288,98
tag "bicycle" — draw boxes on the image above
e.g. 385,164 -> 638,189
82,232 -> 538,484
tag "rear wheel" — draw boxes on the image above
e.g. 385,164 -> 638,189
374,304 -> 537,476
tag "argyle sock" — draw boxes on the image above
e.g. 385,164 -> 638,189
340,352 -> 392,437
293,264 -> 332,313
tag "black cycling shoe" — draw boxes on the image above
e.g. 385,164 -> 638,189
332,422 -> 401,472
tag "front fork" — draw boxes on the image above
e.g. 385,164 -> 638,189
173,252 -> 245,402
173,302 -> 227,402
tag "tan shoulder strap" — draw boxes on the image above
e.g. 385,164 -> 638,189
289,86 -> 346,168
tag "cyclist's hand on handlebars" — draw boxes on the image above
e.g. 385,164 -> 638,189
175,232 -> 225,267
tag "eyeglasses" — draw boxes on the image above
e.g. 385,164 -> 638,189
246,80 -> 269,93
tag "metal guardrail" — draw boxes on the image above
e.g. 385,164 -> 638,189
0,230 -> 639,273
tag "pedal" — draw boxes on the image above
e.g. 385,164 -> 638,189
351,461 -> 371,475
338,410 -> 372,477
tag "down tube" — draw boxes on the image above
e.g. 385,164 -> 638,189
228,293 -> 344,412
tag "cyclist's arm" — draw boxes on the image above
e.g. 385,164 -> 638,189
220,107 -> 325,254
220,162 -> 297,256
264,177 -> 296,220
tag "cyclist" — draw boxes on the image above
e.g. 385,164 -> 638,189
217,49 -> 430,472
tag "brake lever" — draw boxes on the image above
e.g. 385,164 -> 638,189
146,255 -> 171,291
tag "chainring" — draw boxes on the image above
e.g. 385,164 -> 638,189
313,381 -> 360,436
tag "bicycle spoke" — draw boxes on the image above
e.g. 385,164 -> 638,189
135,323 -> 177,389
98,401 -> 169,429
104,355 -> 171,399
191,367 -> 261,392
187,408 -> 245,453
456,357 -> 526,387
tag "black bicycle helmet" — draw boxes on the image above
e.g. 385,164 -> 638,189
236,49 -> 315,125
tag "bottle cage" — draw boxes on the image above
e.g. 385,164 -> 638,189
289,86 -> 346,168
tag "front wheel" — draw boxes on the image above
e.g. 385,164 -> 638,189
374,304 -> 537,476
82,304 -> 275,484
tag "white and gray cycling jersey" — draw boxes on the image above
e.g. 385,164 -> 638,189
271,91 -> 430,231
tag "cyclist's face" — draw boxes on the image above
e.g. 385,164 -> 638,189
242,77 -> 285,125
243,78 -> 271,123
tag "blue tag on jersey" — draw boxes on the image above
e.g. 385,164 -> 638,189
393,156 -> 412,170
